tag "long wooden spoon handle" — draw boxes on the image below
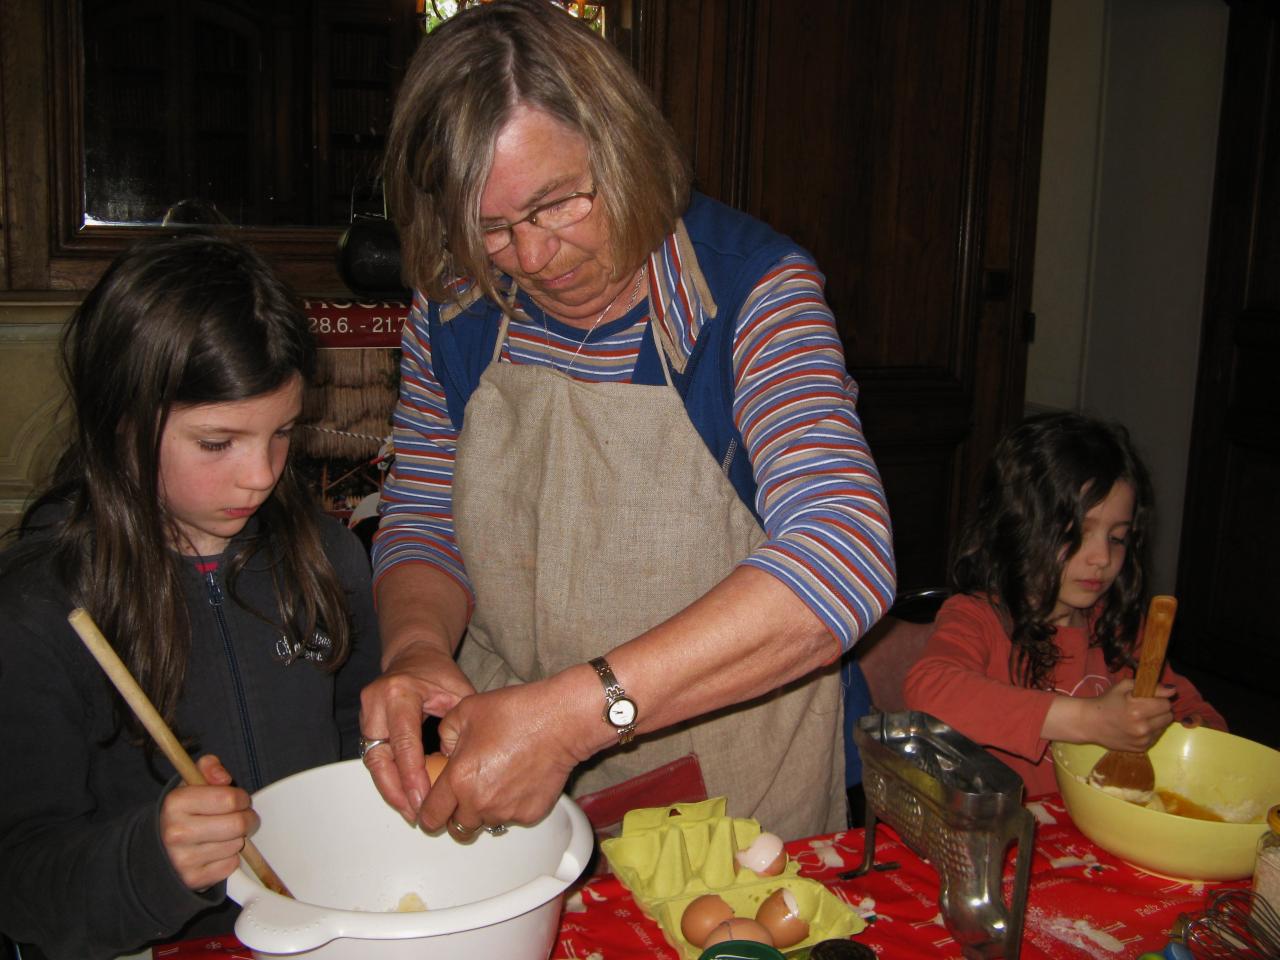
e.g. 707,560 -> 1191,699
67,608 -> 293,898
1133,595 -> 1177,697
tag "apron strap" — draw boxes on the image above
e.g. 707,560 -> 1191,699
652,316 -> 675,388
489,277 -> 523,365
490,314 -> 512,365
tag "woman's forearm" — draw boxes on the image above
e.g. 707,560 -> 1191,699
546,564 -> 840,758
374,562 -> 471,668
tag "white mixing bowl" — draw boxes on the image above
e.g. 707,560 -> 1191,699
227,759 -> 593,959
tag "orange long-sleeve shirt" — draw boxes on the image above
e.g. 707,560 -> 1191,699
902,593 -> 1226,797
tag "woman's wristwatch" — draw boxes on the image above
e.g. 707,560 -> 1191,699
589,656 -> 638,744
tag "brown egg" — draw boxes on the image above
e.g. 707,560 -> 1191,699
425,752 -> 449,785
680,893 -> 736,947
735,832 -> 787,877
702,917 -> 776,948
755,887 -> 810,948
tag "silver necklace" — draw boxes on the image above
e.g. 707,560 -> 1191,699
555,268 -> 645,373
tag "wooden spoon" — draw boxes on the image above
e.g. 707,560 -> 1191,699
67,608 -> 293,898
1086,595 -> 1178,804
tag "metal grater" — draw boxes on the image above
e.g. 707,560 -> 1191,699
847,711 -> 1035,959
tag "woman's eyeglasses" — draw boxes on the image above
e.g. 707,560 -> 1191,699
481,189 -> 597,255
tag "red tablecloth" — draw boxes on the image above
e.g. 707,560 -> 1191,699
556,794 -> 1244,959
156,794 -> 1243,960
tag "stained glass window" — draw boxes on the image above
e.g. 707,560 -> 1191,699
417,1 -> 605,35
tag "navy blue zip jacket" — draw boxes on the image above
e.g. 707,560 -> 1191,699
0,510 -> 380,960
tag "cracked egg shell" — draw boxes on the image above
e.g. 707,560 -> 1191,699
735,831 -> 787,876
703,917 -> 776,948
755,887 -> 809,948
425,752 -> 449,785
680,893 -> 736,947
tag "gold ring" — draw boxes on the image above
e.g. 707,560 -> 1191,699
447,817 -> 480,843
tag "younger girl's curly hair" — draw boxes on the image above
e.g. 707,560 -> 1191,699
951,411 -> 1154,689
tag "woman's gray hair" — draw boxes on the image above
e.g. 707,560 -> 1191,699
384,0 -> 691,306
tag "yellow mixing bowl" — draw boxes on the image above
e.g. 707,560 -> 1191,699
1052,724 -> 1280,881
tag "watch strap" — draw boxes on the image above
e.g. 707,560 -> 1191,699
589,655 -> 637,744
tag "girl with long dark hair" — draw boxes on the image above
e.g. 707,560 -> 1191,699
0,233 -> 380,959
903,412 -> 1223,796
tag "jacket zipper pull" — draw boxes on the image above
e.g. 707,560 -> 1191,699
205,569 -> 224,606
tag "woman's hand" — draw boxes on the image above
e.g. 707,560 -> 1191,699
159,754 -> 259,892
363,565 -> 474,823
359,640 -> 476,824
417,673 -> 594,836
1067,679 -> 1176,751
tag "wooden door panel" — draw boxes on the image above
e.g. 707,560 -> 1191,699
746,0 -> 976,377
642,1 -> 753,206
1187,421 -> 1280,680
1210,442 -> 1280,655
1178,0 -> 1280,692
1182,309 -> 1280,681
874,441 -> 961,590
635,0 -> 1049,588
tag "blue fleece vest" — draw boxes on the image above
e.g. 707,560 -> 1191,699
426,192 -> 807,524
428,196 -> 874,788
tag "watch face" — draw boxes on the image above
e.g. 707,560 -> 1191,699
607,697 -> 637,727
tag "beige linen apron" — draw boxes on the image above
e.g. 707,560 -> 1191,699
452,313 -> 845,840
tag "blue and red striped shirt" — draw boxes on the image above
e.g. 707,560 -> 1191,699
373,230 -> 895,652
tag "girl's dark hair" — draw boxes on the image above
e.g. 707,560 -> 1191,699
22,232 -> 351,735
952,411 -> 1153,689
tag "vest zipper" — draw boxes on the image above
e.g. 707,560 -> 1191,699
720,437 -> 738,475
205,569 -> 263,791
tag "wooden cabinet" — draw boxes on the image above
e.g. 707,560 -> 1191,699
2,0 -> 1050,580
634,0 -> 1050,586
83,1 -> 268,224
313,3 -> 418,224
79,0 -> 415,228
6,0 -> 417,293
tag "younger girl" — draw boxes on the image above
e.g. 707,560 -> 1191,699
0,233 -> 381,959
903,412 -> 1224,797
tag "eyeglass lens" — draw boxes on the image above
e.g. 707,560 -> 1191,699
482,192 -> 595,254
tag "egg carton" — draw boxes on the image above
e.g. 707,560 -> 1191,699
601,797 -> 865,960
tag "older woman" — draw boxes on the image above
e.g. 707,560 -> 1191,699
361,0 -> 895,842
